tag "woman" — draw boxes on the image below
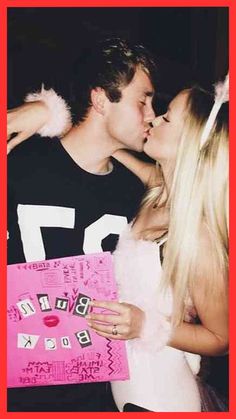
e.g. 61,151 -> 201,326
87,82 -> 229,411
7,78 -> 228,411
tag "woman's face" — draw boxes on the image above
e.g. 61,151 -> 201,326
144,90 -> 188,164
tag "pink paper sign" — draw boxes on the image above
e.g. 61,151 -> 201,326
7,252 -> 129,388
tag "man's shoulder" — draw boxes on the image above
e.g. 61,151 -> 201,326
8,136 -> 59,180
9,136 -> 57,158
8,136 -> 59,166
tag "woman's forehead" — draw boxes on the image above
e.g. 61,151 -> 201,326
169,91 -> 188,115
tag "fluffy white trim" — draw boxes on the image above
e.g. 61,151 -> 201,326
113,225 -> 172,353
113,225 -> 201,375
184,352 -> 201,375
129,306 -> 172,353
25,85 -> 72,138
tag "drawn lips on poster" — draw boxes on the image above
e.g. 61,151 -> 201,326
7,252 -> 129,387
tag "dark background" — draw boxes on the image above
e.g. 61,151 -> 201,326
8,7 -> 228,113
7,6 -> 229,407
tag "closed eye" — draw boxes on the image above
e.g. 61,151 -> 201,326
162,116 -> 170,122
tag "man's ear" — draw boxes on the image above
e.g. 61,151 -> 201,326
91,87 -> 107,115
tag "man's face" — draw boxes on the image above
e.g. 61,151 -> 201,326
104,68 -> 155,152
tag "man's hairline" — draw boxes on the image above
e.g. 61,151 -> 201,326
117,65 -> 155,100
80,65 -> 155,122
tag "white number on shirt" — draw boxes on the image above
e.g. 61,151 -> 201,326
16,204 -> 127,261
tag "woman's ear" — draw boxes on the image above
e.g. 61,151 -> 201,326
91,87 -> 107,115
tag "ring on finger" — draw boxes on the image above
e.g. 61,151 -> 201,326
112,325 -> 118,336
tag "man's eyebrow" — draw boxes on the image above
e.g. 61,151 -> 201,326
145,91 -> 154,97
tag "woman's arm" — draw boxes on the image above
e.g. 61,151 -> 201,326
84,228 -> 228,356
113,149 -> 160,187
169,230 -> 228,356
7,87 -> 72,153
169,313 -> 228,357
7,102 -> 49,153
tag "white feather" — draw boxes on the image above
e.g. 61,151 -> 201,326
25,85 -> 72,138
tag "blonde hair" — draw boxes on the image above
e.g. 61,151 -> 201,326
140,87 -> 229,325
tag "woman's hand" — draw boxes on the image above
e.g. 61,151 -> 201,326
7,101 -> 49,154
86,300 -> 145,340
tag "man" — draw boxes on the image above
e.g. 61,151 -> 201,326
8,38 -> 156,412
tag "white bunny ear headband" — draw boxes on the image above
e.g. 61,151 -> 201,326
200,72 -> 229,149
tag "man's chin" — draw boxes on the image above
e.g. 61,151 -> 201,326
135,145 -> 144,153
138,137 -> 148,152
125,144 -> 143,153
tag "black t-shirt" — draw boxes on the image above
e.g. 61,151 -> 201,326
8,136 -> 144,263
7,136 -> 144,411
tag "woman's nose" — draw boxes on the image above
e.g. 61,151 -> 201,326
152,116 -> 162,127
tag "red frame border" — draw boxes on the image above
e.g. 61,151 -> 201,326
1,0 -> 234,417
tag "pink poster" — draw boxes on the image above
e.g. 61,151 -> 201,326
7,252 -> 129,388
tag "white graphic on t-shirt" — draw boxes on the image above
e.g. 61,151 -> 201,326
17,205 -> 75,262
83,214 -> 127,253
16,205 -> 127,262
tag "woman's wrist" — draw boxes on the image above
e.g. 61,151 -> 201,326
25,85 -> 72,137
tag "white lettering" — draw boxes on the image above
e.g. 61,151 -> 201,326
16,299 -> 36,317
45,338 -> 57,350
73,294 -> 90,317
55,298 -> 68,311
37,294 -> 51,311
61,336 -> 71,348
17,205 -> 75,261
83,214 -> 127,253
17,205 -> 127,260
17,333 -> 39,349
75,330 -> 92,348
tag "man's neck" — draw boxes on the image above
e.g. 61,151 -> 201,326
61,118 -> 118,174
